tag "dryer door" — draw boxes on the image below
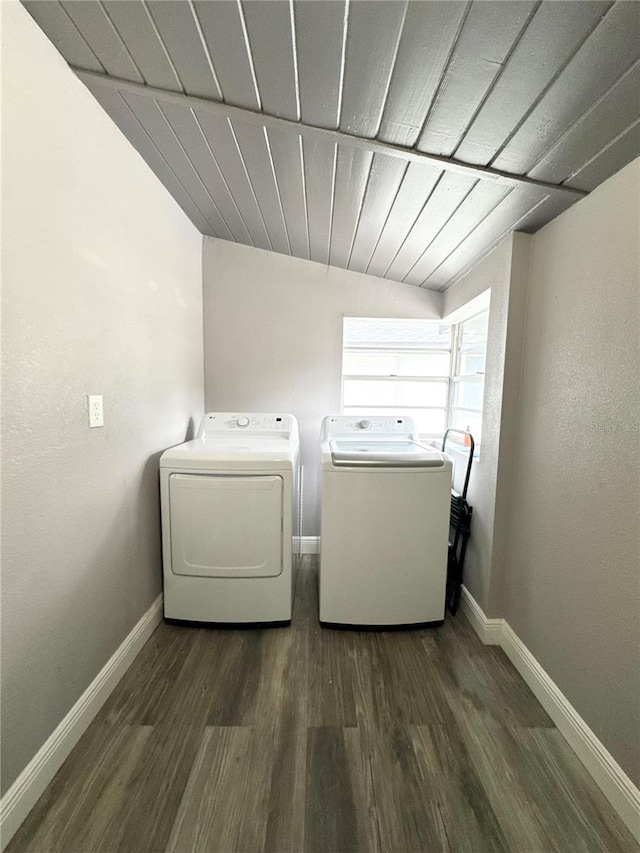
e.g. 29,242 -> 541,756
169,474 -> 283,578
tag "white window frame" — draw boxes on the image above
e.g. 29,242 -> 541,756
447,310 -> 488,446
340,313 -> 489,446
341,322 -> 453,440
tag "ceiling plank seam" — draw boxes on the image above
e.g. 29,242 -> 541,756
402,180 -> 480,283
226,119 -> 274,251
486,0 -> 617,168
345,153 -> 375,269
363,161 -> 410,276
141,0 -> 184,94
411,0 -> 473,149
381,170 -> 445,280
58,0 -> 107,74
190,110 -> 256,247
263,127 -> 293,256
450,0 -> 543,159
155,100 -> 236,241
336,0 -> 350,130
188,0 -> 224,101
527,57 -> 640,181
419,187 -> 515,287
437,193 -> 550,292
298,135 -> 312,261
564,115 -> 640,187
116,90 -> 219,238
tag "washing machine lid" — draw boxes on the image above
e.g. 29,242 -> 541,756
328,439 -> 447,468
160,435 -> 298,470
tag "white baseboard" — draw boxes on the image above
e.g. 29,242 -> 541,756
460,586 -> 640,844
459,585 -> 503,644
0,594 -> 163,851
500,622 -> 640,842
296,535 -> 320,555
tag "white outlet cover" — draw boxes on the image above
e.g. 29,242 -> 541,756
88,395 -> 104,428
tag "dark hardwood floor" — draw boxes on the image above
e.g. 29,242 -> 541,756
7,559 -> 638,853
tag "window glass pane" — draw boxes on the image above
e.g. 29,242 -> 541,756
450,409 -> 483,443
452,380 -> 484,410
344,351 -> 450,377
398,381 -> 448,407
343,380 -> 397,406
344,407 -> 447,435
344,318 -> 451,349
458,353 -> 485,375
459,312 -> 489,350
399,353 -> 450,376
343,352 -> 400,376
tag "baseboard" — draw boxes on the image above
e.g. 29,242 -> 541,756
296,535 -> 320,555
459,586 -> 640,843
0,594 -> 163,851
500,622 -> 640,843
459,585 -> 503,644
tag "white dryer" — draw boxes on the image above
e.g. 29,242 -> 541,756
319,415 -> 452,627
160,413 -> 300,624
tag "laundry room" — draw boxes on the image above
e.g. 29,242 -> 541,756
1,2 -> 639,852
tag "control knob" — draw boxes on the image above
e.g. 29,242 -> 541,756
236,416 -> 250,428
358,419 -> 372,430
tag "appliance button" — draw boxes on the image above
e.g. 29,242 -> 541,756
237,416 -> 250,428
358,419 -> 372,430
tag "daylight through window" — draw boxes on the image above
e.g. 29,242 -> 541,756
341,315 -> 489,444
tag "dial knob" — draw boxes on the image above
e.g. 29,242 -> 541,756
236,416 -> 250,428
358,419 -> 372,430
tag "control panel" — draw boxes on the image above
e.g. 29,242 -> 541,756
323,415 -> 417,439
198,412 -> 293,438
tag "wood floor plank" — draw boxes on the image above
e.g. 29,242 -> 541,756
103,621 -> 196,726
6,560 -> 637,853
359,723 -> 452,853
262,722 -> 307,853
109,631 -> 225,852
507,726 -> 639,853
305,727 -> 360,853
307,627 -> 358,727
429,615 -> 555,730
6,725 -> 153,853
528,728 -> 639,853
165,726 -> 253,853
410,723 -> 510,853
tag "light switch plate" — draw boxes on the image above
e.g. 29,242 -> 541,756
88,395 -> 104,428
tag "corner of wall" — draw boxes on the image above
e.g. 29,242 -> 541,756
485,232 -> 533,618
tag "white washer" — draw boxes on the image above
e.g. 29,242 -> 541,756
160,413 -> 300,624
319,415 -> 452,626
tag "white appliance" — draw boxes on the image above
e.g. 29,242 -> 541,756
319,415 -> 452,626
160,413 -> 300,623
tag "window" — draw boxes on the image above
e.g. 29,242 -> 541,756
449,311 -> 489,444
341,313 -> 489,444
342,318 -> 453,438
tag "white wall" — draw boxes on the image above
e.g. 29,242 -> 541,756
442,233 -> 532,616
504,158 -> 640,784
202,238 -> 442,533
1,3 -> 204,794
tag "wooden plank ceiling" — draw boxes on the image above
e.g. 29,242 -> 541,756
24,0 -> 640,292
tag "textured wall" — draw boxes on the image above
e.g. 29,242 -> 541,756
202,238 -> 441,533
1,4 -> 204,794
504,158 -> 640,784
442,234 -> 532,616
